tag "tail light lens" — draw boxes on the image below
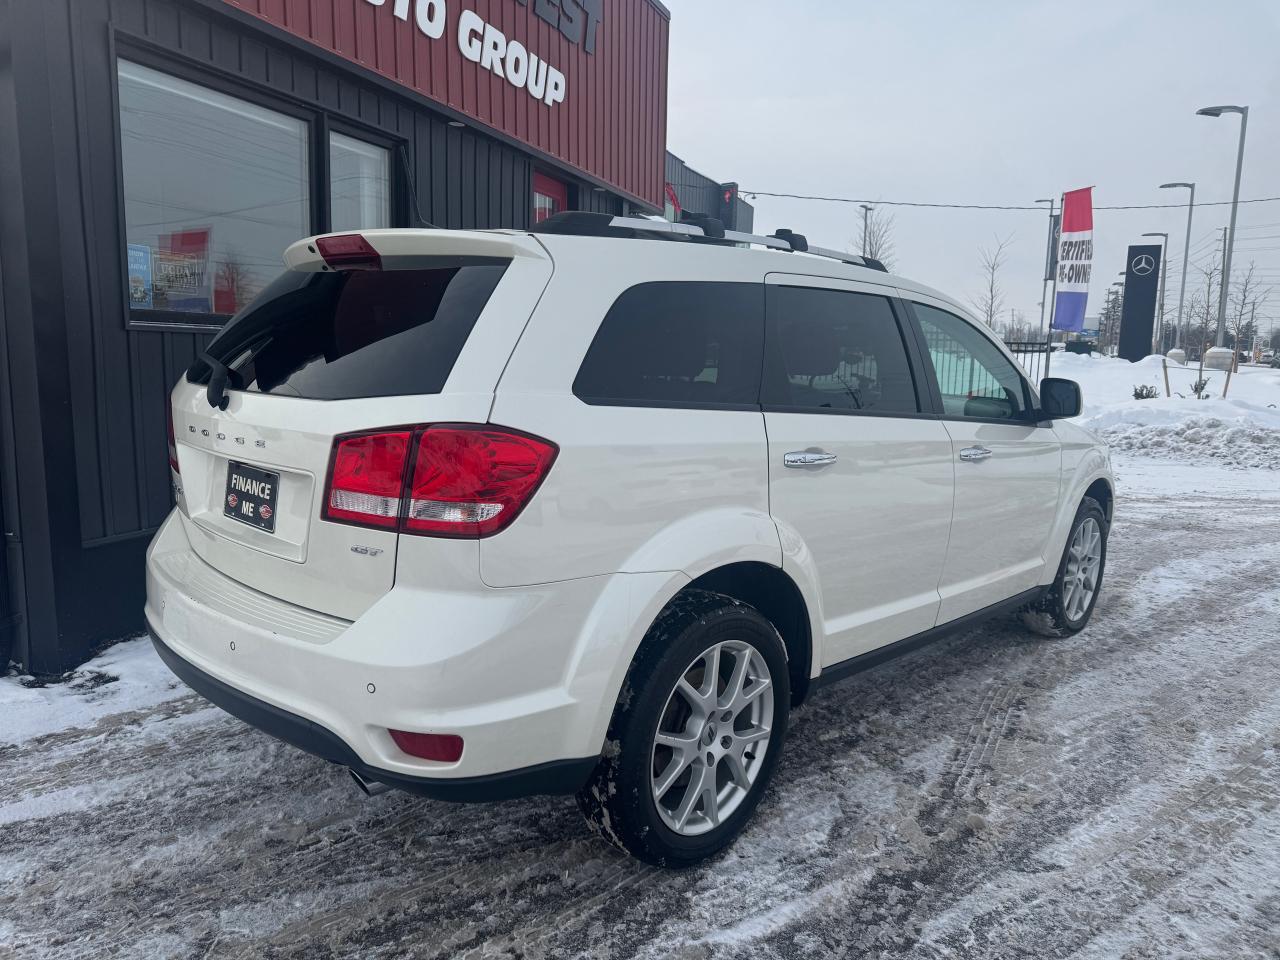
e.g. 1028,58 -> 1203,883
323,431 -> 412,529
167,407 -> 180,473
405,426 -> 558,538
321,424 -> 557,538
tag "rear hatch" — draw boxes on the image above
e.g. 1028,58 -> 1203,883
171,229 -> 552,621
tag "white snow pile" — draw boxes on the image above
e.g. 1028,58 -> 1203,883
1051,352 -> 1280,469
0,636 -> 185,746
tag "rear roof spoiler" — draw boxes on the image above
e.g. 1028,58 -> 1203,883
283,229 -> 548,271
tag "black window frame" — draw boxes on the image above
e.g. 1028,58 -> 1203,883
898,298 -> 1042,426
111,37 -> 407,335
761,282 -> 929,419
571,280 -> 767,413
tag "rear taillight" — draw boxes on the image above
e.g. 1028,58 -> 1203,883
321,424 -> 557,538
315,233 -> 382,271
167,407 -> 180,473
323,431 -> 412,529
405,426 -> 558,538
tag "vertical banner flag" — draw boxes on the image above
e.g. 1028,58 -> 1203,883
1052,187 -> 1093,332
1117,244 -> 1163,362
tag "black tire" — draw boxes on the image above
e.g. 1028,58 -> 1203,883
1022,496 -> 1109,637
577,589 -> 791,867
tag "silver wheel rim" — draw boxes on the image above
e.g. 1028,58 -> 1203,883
1062,517 -> 1103,621
650,639 -> 775,837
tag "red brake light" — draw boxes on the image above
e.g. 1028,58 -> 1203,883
389,729 -> 464,763
315,233 -> 382,271
320,424 -> 557,538
322,431 -> 411,529
167,407 -> 180,473
405,425 -> 558,538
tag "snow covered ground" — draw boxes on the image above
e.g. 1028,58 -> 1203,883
2,355 -> 1279,959
1057,352 -> 1280,470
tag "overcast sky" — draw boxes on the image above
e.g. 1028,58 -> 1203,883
661,0 -> 1280,339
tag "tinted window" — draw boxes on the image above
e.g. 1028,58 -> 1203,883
118,60 -> 309,317
188,261 -> 508,400
573,282 -> 764,408
913,303 -> 1030,420
763,286 -> 919,414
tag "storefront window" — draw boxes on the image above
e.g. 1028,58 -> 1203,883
117,59 -> 309,318
330,132 -> 391,232
533,171 -> 569,223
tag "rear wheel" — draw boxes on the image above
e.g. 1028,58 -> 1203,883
577,590 -> 790,866
1022,496 -> 1108,637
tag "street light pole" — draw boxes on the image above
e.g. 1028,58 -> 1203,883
1035,198 -> 1055,340
1142,231 -> 1169,353
860,204 -> 872,258
1197,105 -> 1249,364
1159,181 -> 1195,352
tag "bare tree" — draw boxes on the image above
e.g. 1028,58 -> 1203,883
972,234 -> 1014,327
848,207 -> 897,272
1186,257 -> 1220,357
1228,261 -> 1269,358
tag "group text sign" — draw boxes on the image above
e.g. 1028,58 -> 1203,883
360,0 -> 576,107
1052,187 -> 1093,333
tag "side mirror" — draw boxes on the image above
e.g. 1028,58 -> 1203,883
1039,377 -> 1082,419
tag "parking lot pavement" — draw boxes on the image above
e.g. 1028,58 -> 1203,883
3,455 -> 1280,960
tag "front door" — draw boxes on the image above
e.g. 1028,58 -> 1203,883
907,297 -> 1062,622
763,276 -> 955,667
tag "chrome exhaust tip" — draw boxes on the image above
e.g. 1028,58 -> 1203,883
349,768 -> 391,797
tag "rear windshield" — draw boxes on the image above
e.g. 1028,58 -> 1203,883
187,259 -> 508,400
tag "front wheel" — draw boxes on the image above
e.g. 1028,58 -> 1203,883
577,590 -> 790,866
1022,496 -> 1109,637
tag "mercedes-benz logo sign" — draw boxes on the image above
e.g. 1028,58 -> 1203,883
1132,254 -> 1155,276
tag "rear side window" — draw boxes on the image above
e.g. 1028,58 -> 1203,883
187,260 -> 508,400
572,282 -> 764,409
763,286 -> 919,414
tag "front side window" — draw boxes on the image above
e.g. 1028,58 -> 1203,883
913,303 -> 1030,420
117,60 -> 309,319
330,132 -> 391,232
763,286 -> 919,414
573,282 -> 764,408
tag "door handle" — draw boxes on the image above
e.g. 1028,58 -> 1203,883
784,451 -> 838,468
959,446 -> 993,462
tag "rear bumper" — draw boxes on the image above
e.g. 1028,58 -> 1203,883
144,510 -> 648,795
150,629 -> 594,801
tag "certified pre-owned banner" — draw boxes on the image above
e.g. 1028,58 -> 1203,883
1052,187 -> 1093,333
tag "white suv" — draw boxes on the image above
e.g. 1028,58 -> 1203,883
146,214 -> 1113,866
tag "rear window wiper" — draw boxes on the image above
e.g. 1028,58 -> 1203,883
198,350 -> 242,410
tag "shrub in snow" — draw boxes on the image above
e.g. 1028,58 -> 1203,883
1132,385 -> 1160,400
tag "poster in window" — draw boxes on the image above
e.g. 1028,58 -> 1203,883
154,227 -> 213,313
126,243 -> 153,309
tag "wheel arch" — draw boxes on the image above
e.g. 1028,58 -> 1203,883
685,562 -> 815,707
1084,476 -> 1114,523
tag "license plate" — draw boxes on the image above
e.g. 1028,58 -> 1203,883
224,461 -> 280,533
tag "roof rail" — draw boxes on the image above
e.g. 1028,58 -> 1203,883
530,211 -> 888,272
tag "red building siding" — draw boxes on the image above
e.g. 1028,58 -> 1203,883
225,0 -> 669,209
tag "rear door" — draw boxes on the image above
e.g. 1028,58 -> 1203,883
763,275 -> 954,666
171,231 -> 552,621
903,296 -> 1062,622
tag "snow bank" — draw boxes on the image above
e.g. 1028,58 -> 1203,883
0,636 -> 186,746
1048,352 -> 1280,469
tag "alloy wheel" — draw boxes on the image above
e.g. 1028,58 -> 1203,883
1062,517 -> 1102,621
649,639 -> 775,837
